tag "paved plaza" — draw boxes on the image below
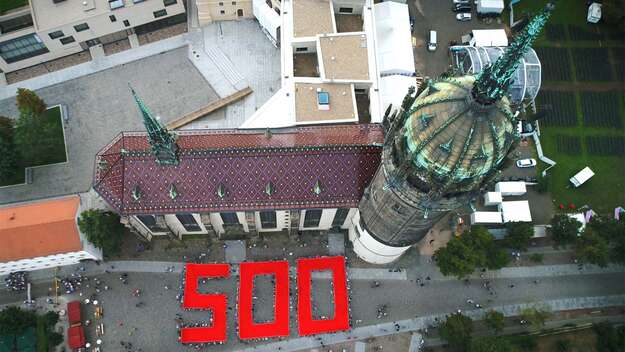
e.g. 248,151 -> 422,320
0,47 -> 219,204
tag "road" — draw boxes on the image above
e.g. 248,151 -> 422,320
1,266 -> 623,352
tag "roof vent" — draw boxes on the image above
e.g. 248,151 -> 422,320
265,182 -> 275,196
132,185 -> 142,201
317,91 -> 330,111
217,183 -> 226,199
312,180 -> 323,195
169,183 -> 179,200
264,128 -> 272,139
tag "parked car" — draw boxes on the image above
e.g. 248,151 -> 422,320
453,0 -> 471,4
456,13 -> 472,21
516,158 -> 537,168
428,30 -> 437,51
453,4 -> 472,12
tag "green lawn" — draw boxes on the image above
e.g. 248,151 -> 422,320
0,105 -> 67,187
35,316 -> 48,352
0,0 -> 28,14
526,0 -> 625,215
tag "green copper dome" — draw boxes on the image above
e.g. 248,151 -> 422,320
399,76 -> 517,194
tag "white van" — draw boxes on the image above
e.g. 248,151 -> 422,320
428,30 -> 437,51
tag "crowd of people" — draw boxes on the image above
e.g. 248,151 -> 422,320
4,271 -> 27,291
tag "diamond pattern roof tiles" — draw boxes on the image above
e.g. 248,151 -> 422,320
94,125 -> 383,215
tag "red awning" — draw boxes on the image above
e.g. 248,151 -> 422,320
67,301 -> 81,325
67,326 -> 85,349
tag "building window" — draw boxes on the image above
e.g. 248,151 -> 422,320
303,209 -> 322,228
109,0 -> 125,10
260,211 -> 277,229
48,30 -> 64,39
295,47 -> 308,52
0,14 -> 34,34
175,213 -> 202,232
109,15 -> 117,22
123,20 -> 131,27
339,7 -> 353,13
0,33 -> 49,63
220,10 -> 225,14
332,208 -> 349,228
60,36 -> 75,45
237,9 -> 244,16
164,0 -> 177,6
220,212 -> 239,226
74,23 -> 89,32
133,0 -> 145,3
85,38 -> 101,47
219,2 -> 224,5
232,1 -> 236,4
153,9 -> 168,18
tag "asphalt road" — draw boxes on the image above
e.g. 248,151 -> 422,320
1,270 -> 622,351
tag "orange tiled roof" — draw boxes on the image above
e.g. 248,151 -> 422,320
0,196 -> 83,262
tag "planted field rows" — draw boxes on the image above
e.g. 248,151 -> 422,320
545,24 -> 567,41
586,136 -> 625,156
534,47 -> 571,81
580,91 -> 623,129
611,48 -> 625,82
535,91 -> 578,126
571,48 -> 613,81
555,135 -> 582,155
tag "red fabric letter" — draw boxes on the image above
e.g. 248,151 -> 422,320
297,256 -> 350,336
238,261 -> 290,339
180,263 -> 229,344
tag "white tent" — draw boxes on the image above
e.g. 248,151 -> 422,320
470,29 -> 508,47
570,167 -> 594,187
499,201 -> 532,223
470,211 -> 503,225
253,0 -> 281,45
484,192 -> 503,206
378,75 -> 416,122
495,181 -> 527,196
374,2 -> 415,75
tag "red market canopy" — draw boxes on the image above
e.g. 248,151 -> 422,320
67,326 -> 85,349
67,301 -> 81,325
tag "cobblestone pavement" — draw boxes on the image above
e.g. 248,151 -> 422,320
1,257 -> 622,352
5,51 -> 92,84
0,47 -> 218,204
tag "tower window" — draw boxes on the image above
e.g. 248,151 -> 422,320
153,9 -> 168,18
259,211 -> 277,229
60,36 -> 75,45
109,15 -> 117,22
73,23 -> 89,32
303,209 -> 322,228
123,20 -> 131,27
48,30 -> 64,39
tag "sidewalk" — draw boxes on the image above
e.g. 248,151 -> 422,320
231,295 -> 625,352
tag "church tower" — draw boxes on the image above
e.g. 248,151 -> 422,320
351,4 -> 554,264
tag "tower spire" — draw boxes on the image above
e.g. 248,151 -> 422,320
472,2 -> 555,105
129,85 -> 179,165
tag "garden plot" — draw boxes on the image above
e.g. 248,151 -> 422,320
555,135 -> 582,155
545,24 -> 567,41
567,25 -> 602,41
581,91 -> 623,129
535,47 -> 571,81
535,91 -> 578,126
586,136 -> 625,156
572,48 -> 613,81
610,48 -> 625,82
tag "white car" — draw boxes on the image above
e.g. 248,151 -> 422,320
456,13 -> 472,21
453,0 -> 470,4
516,158 -> 537,168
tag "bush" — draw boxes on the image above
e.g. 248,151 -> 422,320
439,313 -> 473,351
78,209 -> 124,257
16,88 -> 46,116
48,331 -> 63,347
529,253 -> 544,263
556,339 -> 572,352
42,311 -> 59,327
536,173 -> 549,193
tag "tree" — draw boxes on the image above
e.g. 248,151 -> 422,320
587,217 -> 625,265
555,339 -> 572,352
504,222 -> 534,251
435,227 -> 509,278
594,321 -> 625,352
78,209 -> 124,257
550,215 -> 581,246
602,0 -> 625,31
520,307 -> 551,331
16,88 -> 46,116
439,313 -> 473,351
43,311 -> 59,327
0,306 -> 36,336
48,331 -> 64,347
0,116 -> 18,182
575,229 -> 610,267
483,310 -> 505,334
529,253 -> 544,263
470,336 -> 519,352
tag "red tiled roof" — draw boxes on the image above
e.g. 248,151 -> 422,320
0,196 -> 82,262
94,125 -> 383,215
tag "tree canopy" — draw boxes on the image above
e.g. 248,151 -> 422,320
16,88 -> 46,116
483,310 -> 505,334
575,228 -> 611,267
435,227 -> 509,278
0,306 -> 36,336
0,116 -> 18,182
520,307 -> 551,331
78,209 -> 124,257
470,336 -> 519,352
503,222 -> 534,251
550,215 -> 581,246
439,313 -> 474,351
